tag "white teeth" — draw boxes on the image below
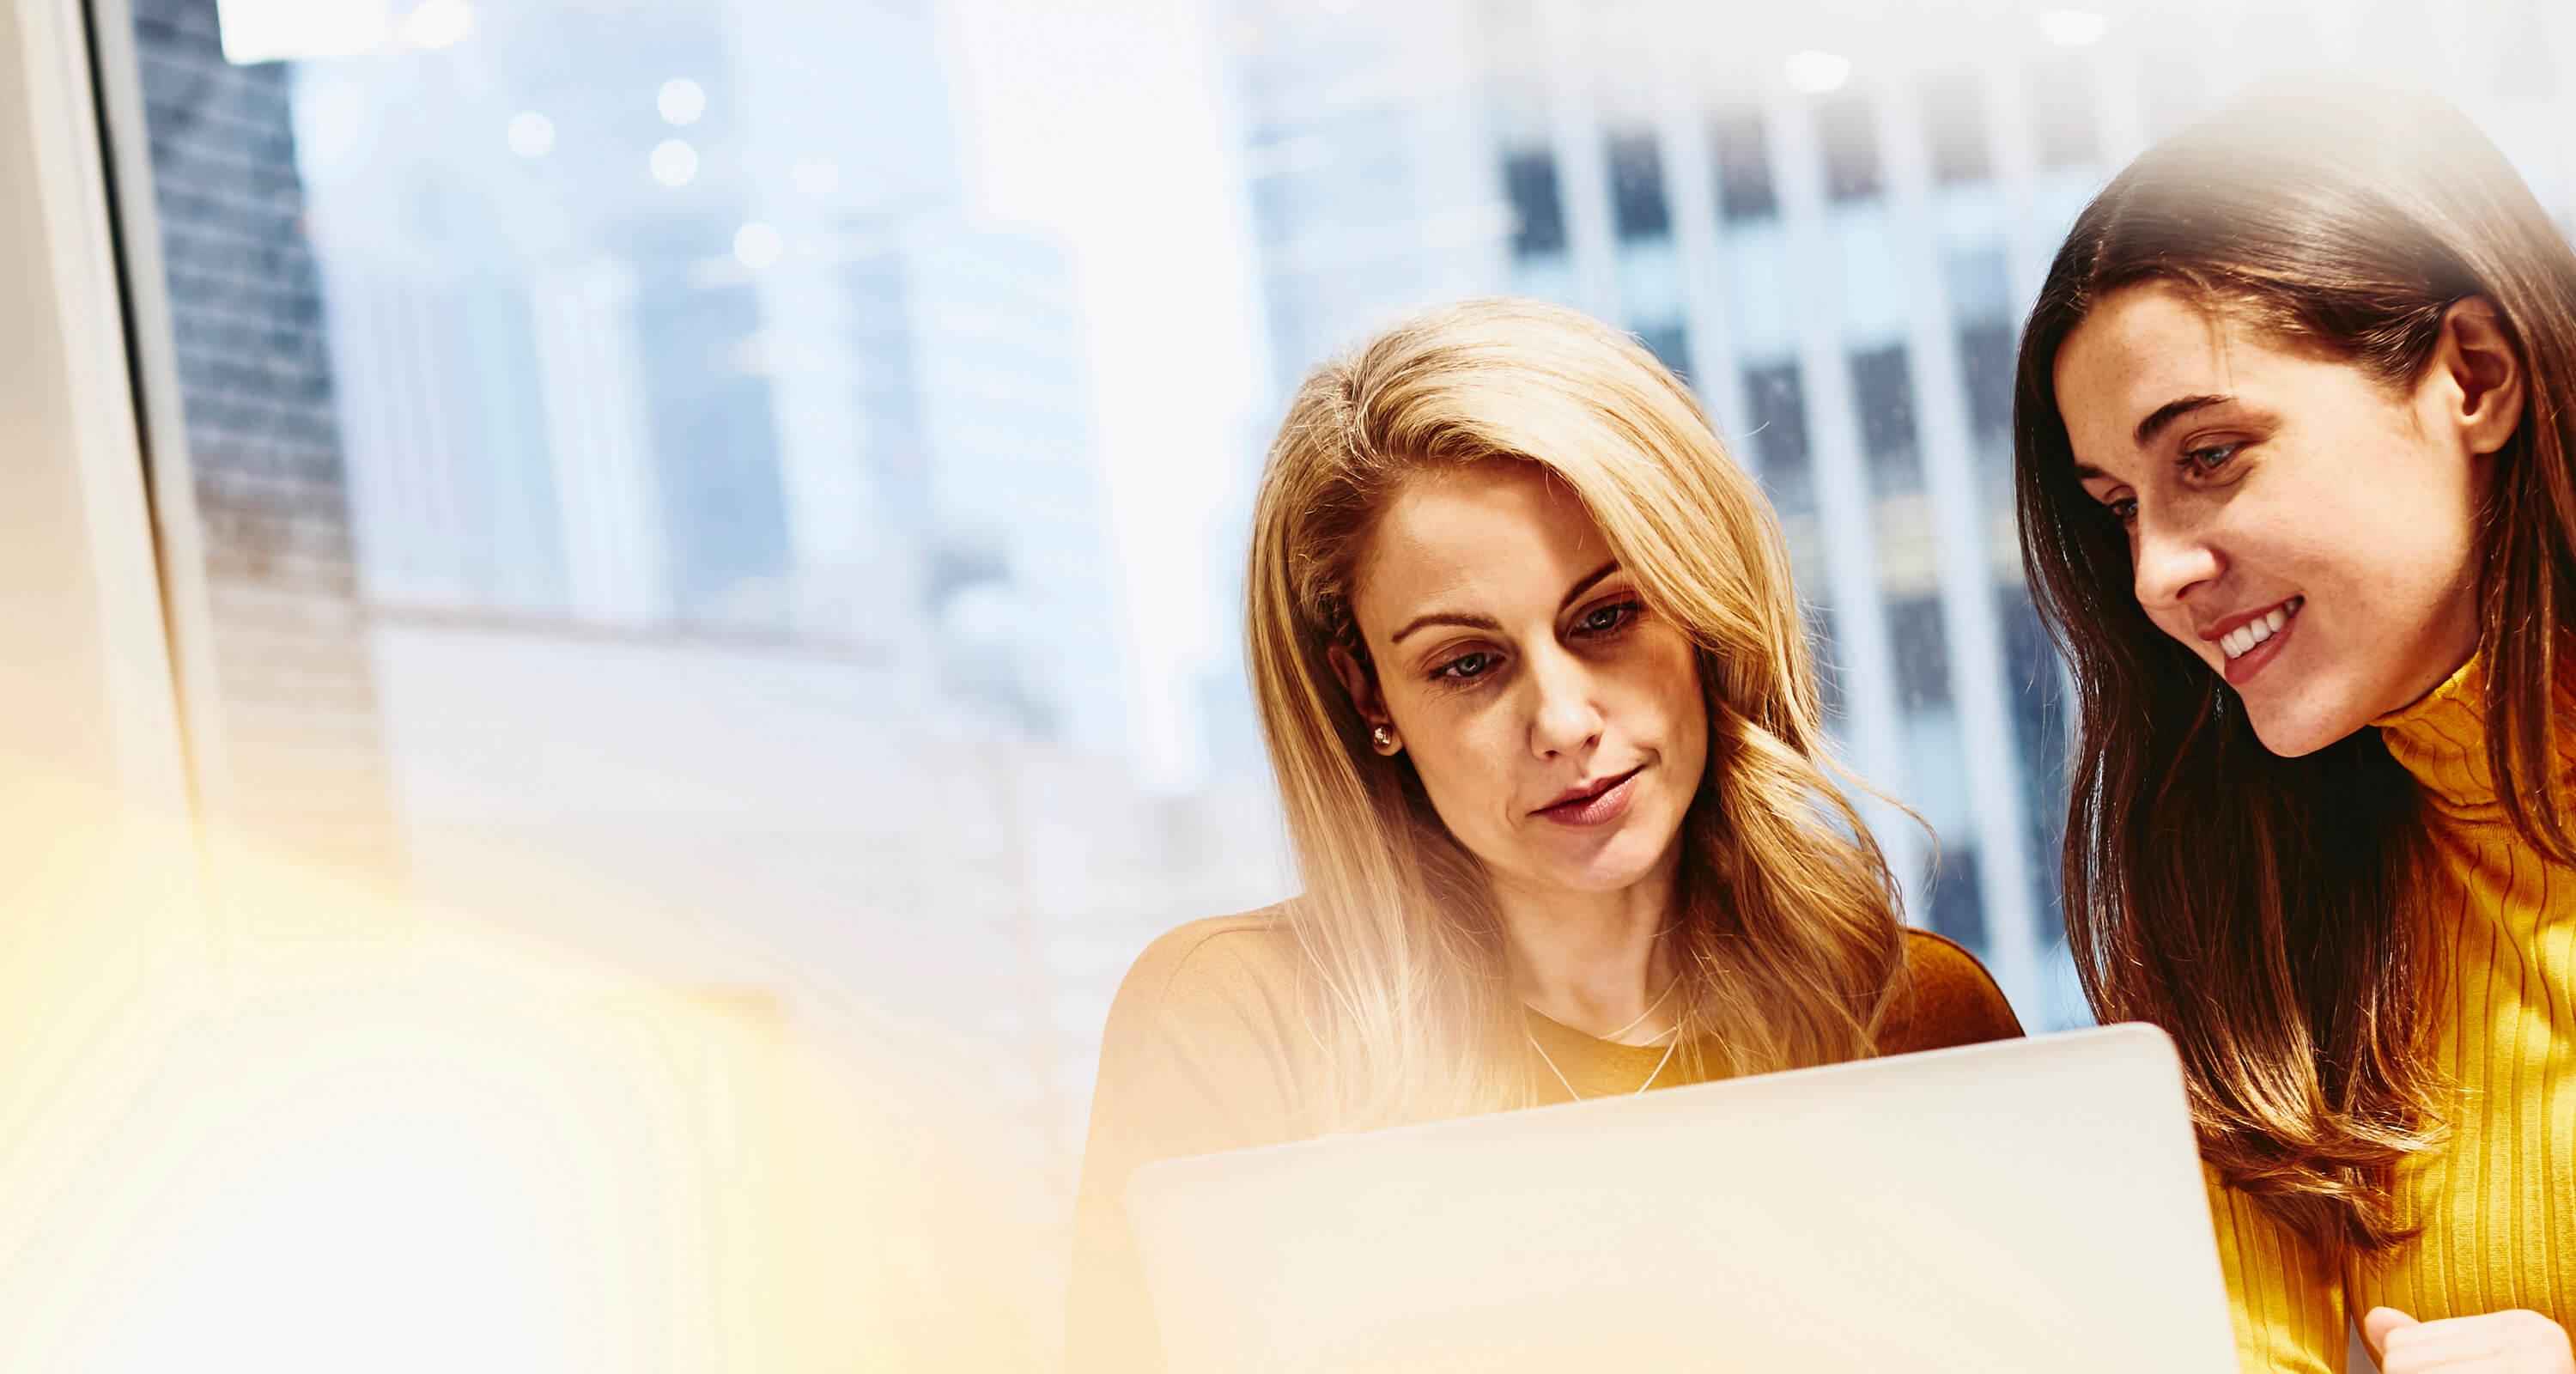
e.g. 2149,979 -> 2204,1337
2220,599 -> 2301,660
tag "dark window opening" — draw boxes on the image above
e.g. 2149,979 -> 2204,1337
1607,132 -> 1671,240
1745,362 -> 1813,514
1634,323 -> 1692,385
1710,108 -> 1777,221
1959,320 -> 2014,439
1504,149 -> 1567,257
1818,92 -> 1881,200
1925,847 -> 1989,951
1888,596 -> 1953,710
1850,344 -> 1920,493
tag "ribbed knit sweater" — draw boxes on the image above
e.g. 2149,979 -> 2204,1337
2213,656 -> 2576,1371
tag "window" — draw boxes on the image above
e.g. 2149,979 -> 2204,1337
1818,92 -> 1882,201
1710,108 -> 1777,221
1887,596 -> 1953,710
1744,362 -> 1814,515
1505,149 -> 1569,257
1926,847 -> 1990,950
1850,345 -> 1922,494
1958,320 -> 2015,441
2002,587 -> 2071,940
1635,322 -> 1692,383
1941,239 -> 2013,325
1607,131 -> 1672,240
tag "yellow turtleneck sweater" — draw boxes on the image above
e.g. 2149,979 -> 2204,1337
2213,656 -> 2576,1371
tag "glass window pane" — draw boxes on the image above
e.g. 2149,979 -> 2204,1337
1818,91 -> 1882,201
1505,148 -> 1569,256
1851,344 -> 1923,495
1888,595 -> 1953,710
1744,362 -> 1815,516
1710,107 -> 1777,221
1607,131 -> 1672,240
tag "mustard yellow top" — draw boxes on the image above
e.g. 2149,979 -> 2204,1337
2213,656 -> 2576,1371
1065,909 -> 2022,1372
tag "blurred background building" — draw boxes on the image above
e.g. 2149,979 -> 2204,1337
1217,0 -> 2575,1028
68,0 -> 2576,1366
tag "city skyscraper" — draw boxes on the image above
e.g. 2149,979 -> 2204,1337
283,0 -> 1129,750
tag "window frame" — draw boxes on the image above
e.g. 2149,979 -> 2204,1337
0,0 -> 197,849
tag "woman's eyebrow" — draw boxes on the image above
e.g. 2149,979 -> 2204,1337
1388,559 -> 1624,646
1390,611 -> 1499,645
2132,392 -> 2233,448
1556,559 -> 1621,613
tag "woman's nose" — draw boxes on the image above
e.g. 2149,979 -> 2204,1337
2130,508 -> 2221,612
1525,647 -> 1603,759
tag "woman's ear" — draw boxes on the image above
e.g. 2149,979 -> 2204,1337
2433,297 -> 2527,459
1325,639 -> 1398,752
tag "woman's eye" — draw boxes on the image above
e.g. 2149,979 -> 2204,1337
1435,652 -> 1495,682
2182,442 -> 2243,475
1578,601 -> 1642,635
2109,496 -> 2138,524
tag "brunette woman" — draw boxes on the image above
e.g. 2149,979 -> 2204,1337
2018,83 -> 2576,1374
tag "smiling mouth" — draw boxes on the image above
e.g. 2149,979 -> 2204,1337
2217,597 -> 2302,661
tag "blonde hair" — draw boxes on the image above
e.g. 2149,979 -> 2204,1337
1245,296 -> 1910,1128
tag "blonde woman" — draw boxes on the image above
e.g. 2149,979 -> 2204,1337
1067,298 -> 2020,1371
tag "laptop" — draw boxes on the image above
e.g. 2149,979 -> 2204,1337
1126,1024 -> 2240,1373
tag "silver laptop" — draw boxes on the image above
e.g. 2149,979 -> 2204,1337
1127,1024 -> 2239,1373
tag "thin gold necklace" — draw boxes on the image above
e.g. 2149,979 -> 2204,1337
1594,972 -> 1680,1043
1525,1017 -> 1682,1103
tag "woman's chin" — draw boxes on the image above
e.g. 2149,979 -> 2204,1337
2243,695 -> 2366,758
1518,830 -> 1678,894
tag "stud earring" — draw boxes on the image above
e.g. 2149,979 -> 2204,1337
1371,726 -> 1397,754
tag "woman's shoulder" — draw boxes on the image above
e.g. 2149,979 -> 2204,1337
1103,906 -> 1306,1053
1115,906 -> 1300,1007
1089,906 -> 1316,1158
1882,927 -> 2025,1054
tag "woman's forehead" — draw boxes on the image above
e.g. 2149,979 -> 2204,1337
2058,286 -> 2236,414
1352,468 -> 1611,616
2056,285 -> 2297,472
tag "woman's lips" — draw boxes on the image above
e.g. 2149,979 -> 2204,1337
2221,599 -> 2302,689
1534,766 -> 1643,828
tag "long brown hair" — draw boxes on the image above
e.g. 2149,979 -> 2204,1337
2016,82 -> 2576,1255
1247,296 -> 1909,1129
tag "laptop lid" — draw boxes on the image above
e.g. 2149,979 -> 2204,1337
1127,1023 -> 2239,1373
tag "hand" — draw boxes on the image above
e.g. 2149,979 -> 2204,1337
2365,1306 -> 2575,1374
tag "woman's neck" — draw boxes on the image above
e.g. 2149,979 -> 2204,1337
1494,856 -> 1680,1044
